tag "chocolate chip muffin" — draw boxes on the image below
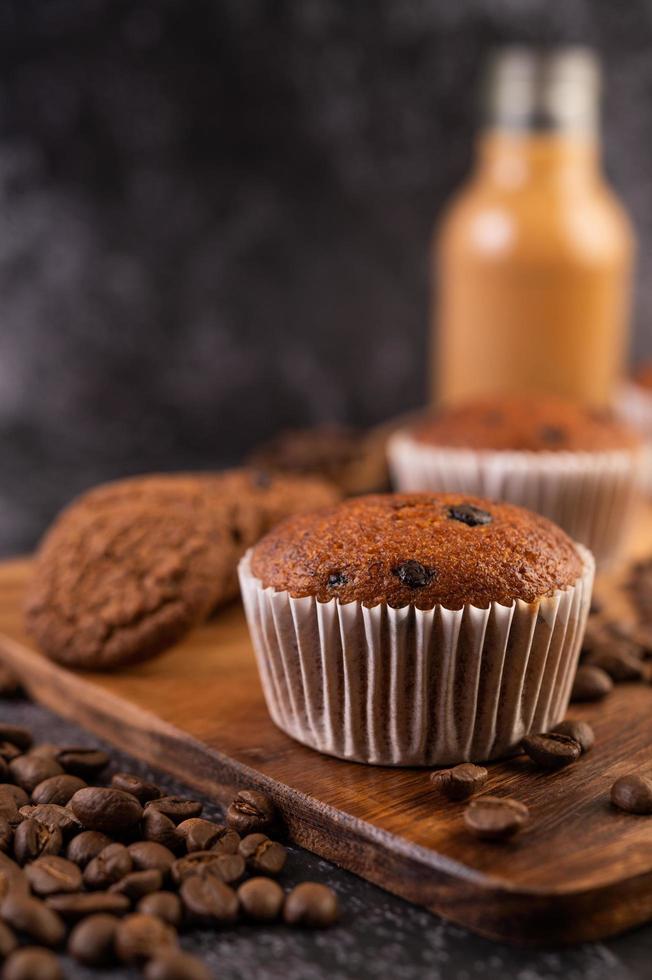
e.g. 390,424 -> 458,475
388,395 -> 645,566
240,493 -> 594,766
25,470 -> 339,670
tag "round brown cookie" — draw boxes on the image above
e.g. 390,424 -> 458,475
25,502 -> 234,669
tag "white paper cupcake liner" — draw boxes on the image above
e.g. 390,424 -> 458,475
616,383 -> 652,495
387,431 -> 645,566
238,547 -> 594,767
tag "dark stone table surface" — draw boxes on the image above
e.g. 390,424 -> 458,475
0,698 -> 649,980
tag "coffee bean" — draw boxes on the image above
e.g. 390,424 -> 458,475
32,775 -> 86,807
0,853 -> 29,899
115,913 -> 178,964
551,719 -> 595,754
0,919 -> 17,957
177,818 -> 238,854
171,850 -> 240,886
128,840 -> 176,875
137,891 -> 182,928
70,787 -> 143,835
0,796 -> 20,831
0,727 -> 32,753
0,743 -> 21,764
226,789 -> 276,835
570,665 -> 613,702
142,809 -> 183,852
145,797 -> 203,824
0,786 -> 29,810
28,746 -> 60,761
68,913 -> 119,966
13,820 -> 62,866
611,774 -> 652,814
238,876 -> 284,922
9,756 -> 63,794
430,763 -> 488,801
393,560 -> 433,588
521,732 -> 582,770
180,874 -> 238,924
238,834 -> 287,875
66,831 -> 113,868
0,893 -> 66,946
111,773 -> 161,804
19,804 -> 81,840
25,856 -> 82,896
2,947 -> 62,980
0,817 -> 13,854
45,891 -> 130,921
83,842 -> 132,890
446,503 -> 492,527
109,868 -> 163,899
464,796 -> 529,840
55,748 -> 109,778
283,882 -> 339,928
584,648 -> 646,682
0,665 -> 21,699
144,951 -> 212,980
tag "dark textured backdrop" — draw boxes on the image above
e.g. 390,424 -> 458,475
2,0 -> 652,553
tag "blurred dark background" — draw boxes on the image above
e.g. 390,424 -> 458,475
1,0 -> 652,554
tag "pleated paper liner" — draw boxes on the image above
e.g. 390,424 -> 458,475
238,547 -> 594,767
387,431 -> 645,566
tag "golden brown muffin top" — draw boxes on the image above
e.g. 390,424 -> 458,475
409,395 -> 640,452
250,493 -> 585,610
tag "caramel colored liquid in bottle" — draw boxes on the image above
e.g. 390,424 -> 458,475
433,48 -> 634,406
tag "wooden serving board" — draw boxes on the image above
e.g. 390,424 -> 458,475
0,542 -> 651,947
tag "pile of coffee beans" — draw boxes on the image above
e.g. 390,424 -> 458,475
0,705 -> 339,980
571,601 -> 652,704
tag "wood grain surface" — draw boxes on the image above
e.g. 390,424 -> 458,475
0,545 -> 650,946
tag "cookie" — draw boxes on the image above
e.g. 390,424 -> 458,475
25,502 -> 233,670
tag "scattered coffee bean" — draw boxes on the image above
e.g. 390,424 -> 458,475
109,868 -> 163,899
31,774 -> 86,806
446,503 -> 492,527
144,950 -> 212,980
45,891 -> 131,921
145,797 -> 203,824
70,787 -> 143,835
142,809 -> 183,852
28,745 -> 60,761
115,913 -> 178,964
584,648 -> 646,682
177,818 -> 237,854
551,719 -> 595,753
393,560 -> 433,588
180,874 -> 238,924
66,830 -> 113,868
83,842 -> 132,890
9,756 -> 63,794
463,796 -> 529,841
238,877 -> 284,922
19,804 -> 81,839
284,882 -> 339,928
0,853 -> 29,898
128,840 -> 176,875
571,665 -> 613,702
226,789 -> 276,835
0,919 -> 17,957
0,727 -> 32,753
137,891 -> 182,928
0,786 -> 29,810
238,834 -> 287,875
2,946 -> 63,980
0,665 -> 21,699
0,817 -> 13,854
25,856 -> 82,896
111,772 -> 161,804
68,913 -> 119,967
0,893 -> 66,947
611,774 -> 652,814
55,748 -> 109,778
430,763 -> 488,801
13,820 -> 62,866
171,850 -> 244,886
521,732 -> 582,770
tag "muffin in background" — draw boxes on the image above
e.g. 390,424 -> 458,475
617,364 -> 652,490
239,493 -> 594,766
387,395 -> 645,566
